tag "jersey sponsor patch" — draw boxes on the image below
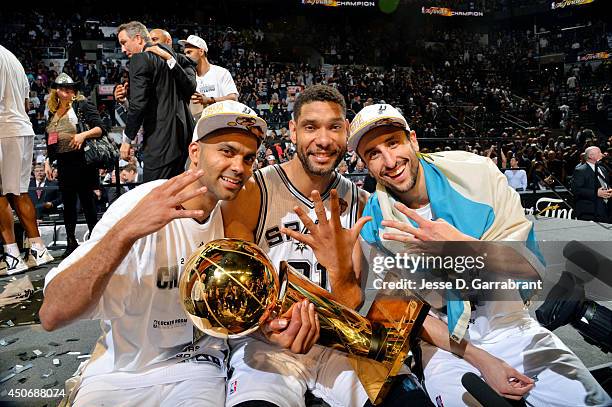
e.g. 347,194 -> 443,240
436,395 -> 444,407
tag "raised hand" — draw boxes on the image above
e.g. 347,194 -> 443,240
280,189 -> 371,284
120,142 -> 131,160
114,82 -> 128,103
260,299 -> 320,354
118,169 -> 208,242
381,202 -> 475,242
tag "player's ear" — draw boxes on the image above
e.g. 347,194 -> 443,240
188,142 -> 201,169
289,120 -> 298,144
408,130 -> 419,152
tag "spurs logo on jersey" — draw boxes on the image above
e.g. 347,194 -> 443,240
254,165 -> 359,291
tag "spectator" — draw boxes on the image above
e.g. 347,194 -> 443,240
179,34 -> 239,121
44,73 -> 108,257
120,163 -> 139,184
28,164 -> 62,218
572,146 -> 611,223
504,156 -> 528,191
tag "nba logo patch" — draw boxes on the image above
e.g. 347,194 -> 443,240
229,380 -> 238,395
435,395 -> 444,407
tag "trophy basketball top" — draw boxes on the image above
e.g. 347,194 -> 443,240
179,238 -> 280,339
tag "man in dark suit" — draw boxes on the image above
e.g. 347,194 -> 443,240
117,21 -> 196,182
28,164 -> 62,219
572,146 -> 611,223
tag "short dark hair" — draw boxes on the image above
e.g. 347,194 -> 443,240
121,163 -> 137,173
293,85 -> 346,123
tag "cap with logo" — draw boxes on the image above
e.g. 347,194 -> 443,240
178,35 -> 208,52
193,100 -> 267,145
348,104 -> 409,152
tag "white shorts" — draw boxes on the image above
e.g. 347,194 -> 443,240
422,317 -> 611,407
72,375 -> 226,407
0,136 -> 33,195
226,335 -> 369,407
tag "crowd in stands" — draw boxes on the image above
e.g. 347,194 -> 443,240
1,9 -> 610,220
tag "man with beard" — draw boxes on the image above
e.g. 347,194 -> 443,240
348,103 -> 610,406
223,86 -> 468,406
221,85 -> 374,406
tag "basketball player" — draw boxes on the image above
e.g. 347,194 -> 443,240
222,85 -> 378,407
348,103 -> 611,406
224,86 -> 487,406
40,101 -> 318,406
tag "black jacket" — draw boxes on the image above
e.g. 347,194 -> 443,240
572,162 -> 611,221
46,99 -> 109,162
124,44 -> 196,170
28,179 -> 62,217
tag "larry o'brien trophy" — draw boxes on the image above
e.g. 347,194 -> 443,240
179,239 -> 429,405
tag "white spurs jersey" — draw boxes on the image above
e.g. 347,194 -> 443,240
254,164 -> 360,291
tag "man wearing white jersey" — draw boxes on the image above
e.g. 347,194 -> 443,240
40,101 -> 317,406
179,35 -> 239,121
349,103 -> 611,406
0,44 -> 54,274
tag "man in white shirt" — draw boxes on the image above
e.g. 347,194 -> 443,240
504,157 -> 528,191
39,101 -> 318,406
0,44 -> 54,275
179,35 -> 239,121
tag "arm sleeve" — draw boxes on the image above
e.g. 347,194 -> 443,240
50,186 -> 62,208
80,100 -> 109,137
124,54 -> 151,140
220,68 -> 239,97
572,168 -> 596,200
173,53 -> 197,101
519,170 -> 528,190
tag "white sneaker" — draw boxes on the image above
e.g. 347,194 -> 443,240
26,246 -> 55,268
0,258 -> 8,276
2,253 -> 29,275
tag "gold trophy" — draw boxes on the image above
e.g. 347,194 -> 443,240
179,238 -> 429,405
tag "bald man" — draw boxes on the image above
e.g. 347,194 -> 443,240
572,146 -> 611,222
149,28 -> 172,46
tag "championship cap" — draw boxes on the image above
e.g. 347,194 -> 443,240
193,101 -> 267,145
348,104 -> 409,152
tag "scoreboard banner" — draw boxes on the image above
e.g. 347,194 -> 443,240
301,0 -> 376,7
421,6 -> 484,17
577,51 -> 609,62
551,0 -> 594,9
